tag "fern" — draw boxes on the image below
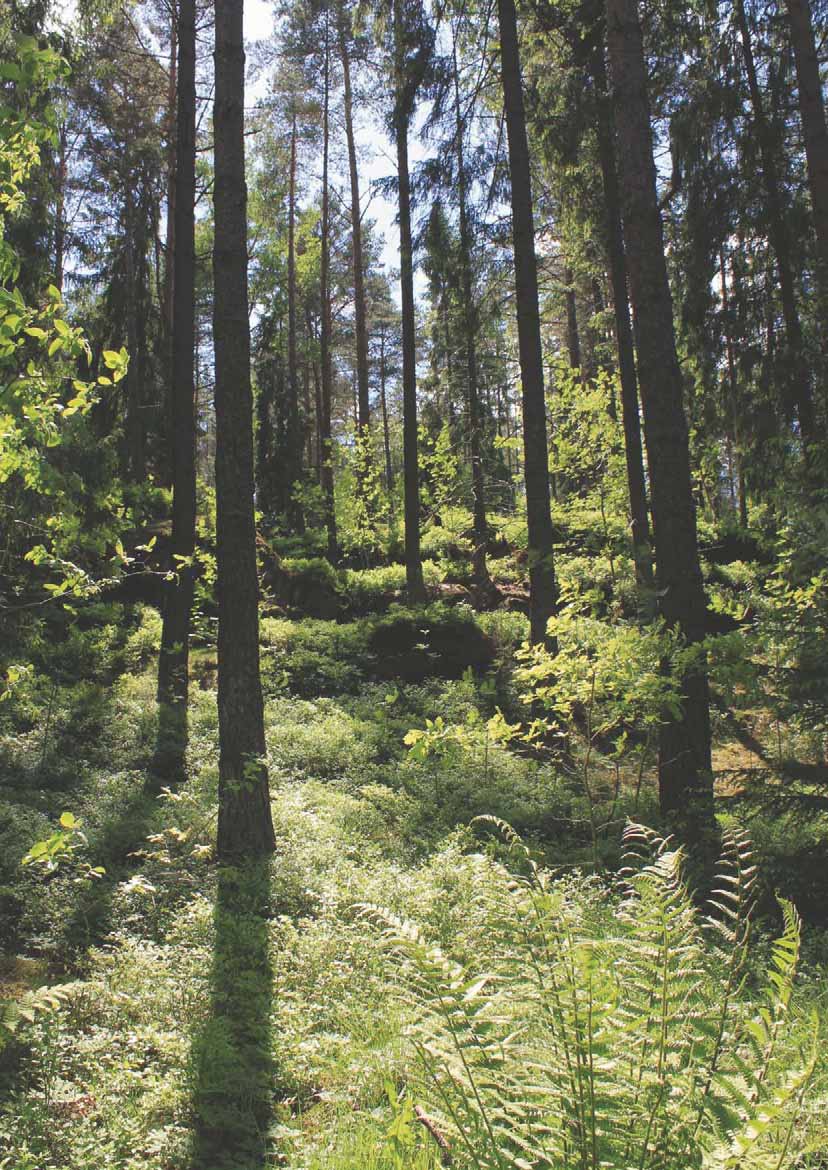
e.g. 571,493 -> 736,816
0,983 -> 67,1055
365,823 -> 817,1170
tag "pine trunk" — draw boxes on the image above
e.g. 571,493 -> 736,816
157,0 -> 197,760
320,22 -> 338,561
607,0 -> 713,843
453,36 -> 491,594
735,0 -> 818,445
592,42 -> 653,589
213,0 -> 275,858
394,0 -> 426,603
497,0 -> 557,646
287,112 -> 305,532
785,0 -> 828,324
339,12 -> 371,432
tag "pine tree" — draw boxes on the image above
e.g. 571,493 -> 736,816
213,0 -> 275,857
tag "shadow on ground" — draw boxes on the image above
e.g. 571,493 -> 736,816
190,858 -> 275,1169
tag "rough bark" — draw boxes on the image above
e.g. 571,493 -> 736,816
157,0 -> 197,753
564,265 -> 582,371
453,35 -> 491,594
785,0 -> 828,325
720,250 -> 749,527
735,0 -> 818,445
213,0 -> 275,858
592,40 -> 653,589
286,111 -> 305,532
607,0 -> 713,843
339,10 -> 371,432
497,0 -> 558,646
379,323 -> 395,510
320,21 -> 338,561
393,0 -> 426,603
123,179 -> 145,482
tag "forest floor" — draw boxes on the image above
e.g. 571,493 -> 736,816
1,571 -> 828,1168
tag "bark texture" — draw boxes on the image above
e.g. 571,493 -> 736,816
213,0 -> 275,858
592,40 -> 653,588
607,0 -> 714,841
498,0 -> 558,646
735,0 -> 818,445
785,0 -> 828,322
157,0 -> 197,746
394,0 -> 426,603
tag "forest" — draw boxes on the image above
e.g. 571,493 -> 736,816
1,0 -> 828,1163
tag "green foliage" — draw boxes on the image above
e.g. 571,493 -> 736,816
367,822 -> 818,1170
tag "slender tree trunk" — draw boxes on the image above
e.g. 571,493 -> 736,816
320,19 -> 338,561
213,0 -> 275,858
54,122 -> 67,294
123,180 -> 145,482
161,6 -> 177,488
592,40 -> 653,590
379,324 -> 395,511
287,111 -> 305,532
607,0 -> 713,844
497,0 -> 557,646
339,10 -> 371,432
735,0 -> 818,445
393,0 -> 426,602
564,265 -> 582,371
157,0 -> 197,761
453,35 -> 492,594
720,249 -> 749,527
785,0 -> 828,326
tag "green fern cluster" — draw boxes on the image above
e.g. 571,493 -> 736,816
0,984 -> 66,1055
365,820 -> 818,1170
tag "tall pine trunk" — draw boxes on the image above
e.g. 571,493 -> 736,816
735,0 -> 818,446
606,0 -> 713,845
592,40 -> 653,589
785,0 -> 828,328
320,18 -> 338,561
497,0 -> 557,646
161,8 -> 177,488
393,0 -> 426,603
564,266 -> 582,371
339,10 -> 371,432
286,111 -> 305,532
452,35 -> 491,595
157,0 -> 197,763
213,0 -> 275,858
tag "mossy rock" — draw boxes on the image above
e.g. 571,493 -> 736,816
368,605 -> 495,681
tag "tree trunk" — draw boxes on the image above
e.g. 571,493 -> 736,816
157,0 -> 197,764
592,40 -> 653,589
54,121 -> 67,294
785,0 -> 828,328
453,34 -> 491,594
123,179 -> 144,482
497,0 -> 557,646
564,265 -> 582,371
161,6 -> 177,488
213,0 -> 275,858
720,249 -> 749,527
339,9 -> 371,432
379,323 -> 395,511
735,0 -> 818,446
607,0 -> 713,844
287,111 -> 305,532
320,18 -> 338,561
394,0 -> 426,603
